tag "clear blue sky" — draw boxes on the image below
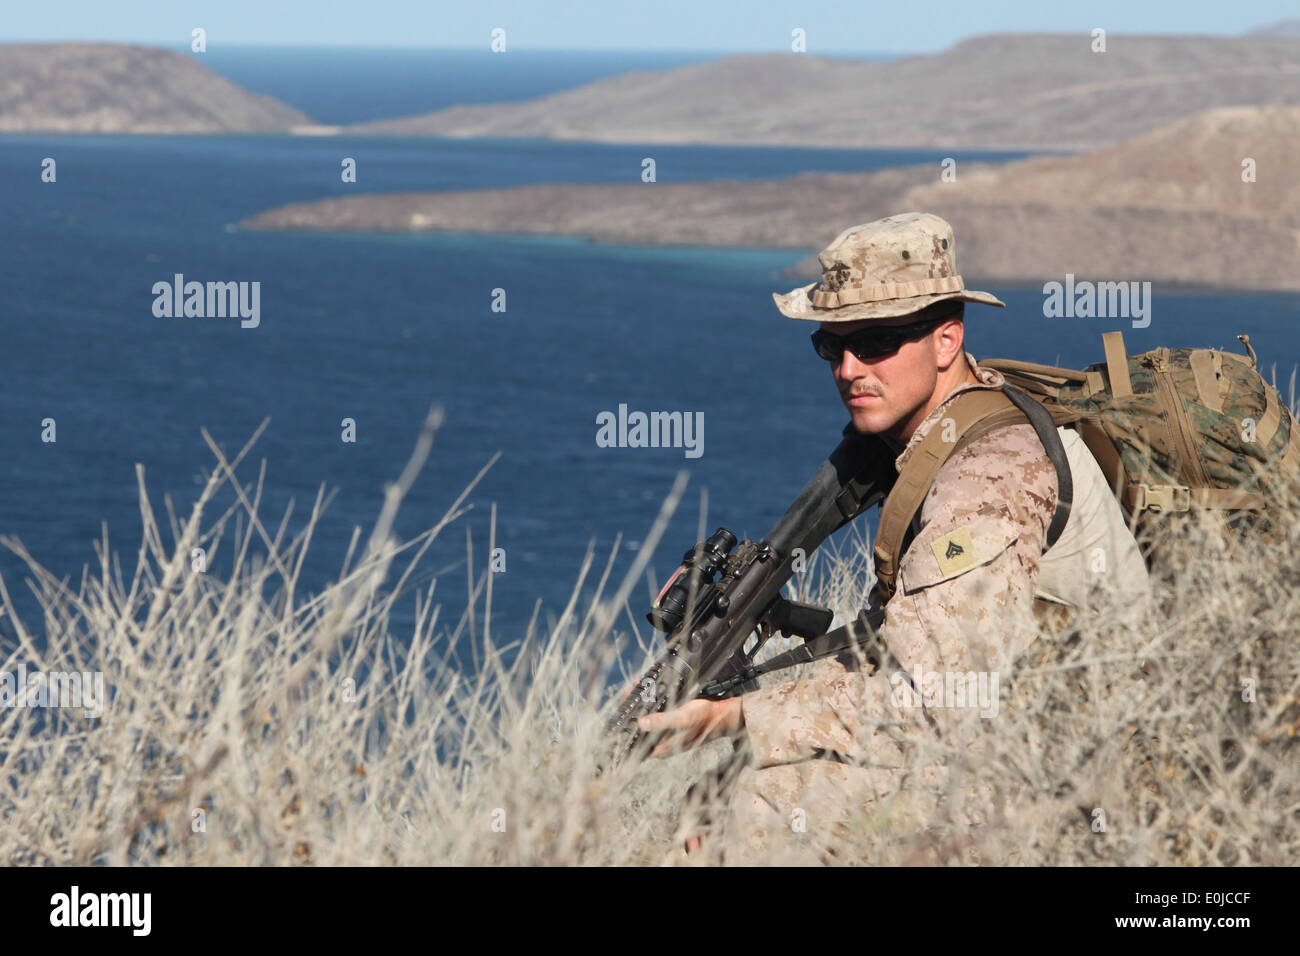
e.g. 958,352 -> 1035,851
4,1 -> 1295,52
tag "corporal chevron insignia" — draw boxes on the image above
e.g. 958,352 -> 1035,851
931,526 -> 977,577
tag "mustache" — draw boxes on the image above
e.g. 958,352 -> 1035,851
844,384 -> 883,398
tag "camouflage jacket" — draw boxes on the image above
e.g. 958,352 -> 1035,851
741,355 -> 1058,767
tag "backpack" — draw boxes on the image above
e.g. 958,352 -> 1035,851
872,330 -> 1300,602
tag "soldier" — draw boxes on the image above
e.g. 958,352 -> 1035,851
636,212 -> 1151,864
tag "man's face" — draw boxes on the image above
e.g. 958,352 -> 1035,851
820,313 -> 964,443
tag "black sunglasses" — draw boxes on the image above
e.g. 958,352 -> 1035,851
810,313 -> 957,363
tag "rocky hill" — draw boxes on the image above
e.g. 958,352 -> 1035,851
348,33 -> 1300,151
0,43 -> 313,133
242,106 -> 1300,291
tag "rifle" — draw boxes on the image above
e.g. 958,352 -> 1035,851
604,428 -> 896,767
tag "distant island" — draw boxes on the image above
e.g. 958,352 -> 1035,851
0,43 -> 313,134
1247,19 -> 1300,37
4,33 -> 1298,148
241,106 -> 1300,292
345,33 -> 1300,152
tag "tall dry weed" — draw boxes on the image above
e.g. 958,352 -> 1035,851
1,406 -> 1296,866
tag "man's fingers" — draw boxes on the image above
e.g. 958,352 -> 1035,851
651,699 -> 711,730
638,703 -> 689,733
638,711 -> 678,733
640,699 -> 721,757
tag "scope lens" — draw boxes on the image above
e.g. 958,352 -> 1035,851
646,529 -> 736,632
706,528 -> 737,555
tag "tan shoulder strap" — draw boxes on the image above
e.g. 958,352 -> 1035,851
1257,380 -> 1282,448
978,358 -> 1086,401
953,407 -> 1035,450
1102,331 -> 1133,398
873,390 -> 1020,602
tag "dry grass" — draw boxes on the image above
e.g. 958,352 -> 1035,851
0,404 -> 1297,866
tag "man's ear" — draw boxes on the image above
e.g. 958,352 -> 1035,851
933,318 -> 966,371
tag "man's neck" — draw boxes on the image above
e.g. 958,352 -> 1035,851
885,359 -> 980,448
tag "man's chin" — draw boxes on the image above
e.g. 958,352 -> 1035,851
846,407 -> 894,436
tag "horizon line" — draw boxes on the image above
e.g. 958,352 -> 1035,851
0,39 -> 908,55
0,28 -> 1278,54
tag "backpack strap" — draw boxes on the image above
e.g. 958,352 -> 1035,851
873,385 -> 1073,603
872,390 -> 1007,602
1122,484 -> 1268,513
999,383 -> 1074,547
1257,380 -> 1283,447
1102,331 -> 1133,398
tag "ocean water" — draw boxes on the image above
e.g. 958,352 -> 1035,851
0,50 -> 1296,657
184,46 -> 901,126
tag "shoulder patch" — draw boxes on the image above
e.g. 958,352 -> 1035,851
931,526 -> 977,577
899,517 -> 1017,594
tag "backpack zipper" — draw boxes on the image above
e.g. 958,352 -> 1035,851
1149,348 -> 1210,488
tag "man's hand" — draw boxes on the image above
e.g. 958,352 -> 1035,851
637,697 -> 744,758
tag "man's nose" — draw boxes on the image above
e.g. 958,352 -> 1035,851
834,348 -> 867,381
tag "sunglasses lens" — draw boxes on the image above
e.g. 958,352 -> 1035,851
812,330 -> 895,361
812,315 -> 952,362
811,332 -> 841,361
850,336 -> 895,360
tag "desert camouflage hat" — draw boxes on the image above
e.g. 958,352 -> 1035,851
772,212 -> 1005,322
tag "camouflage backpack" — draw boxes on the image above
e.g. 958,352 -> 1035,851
871,330 -> 1300,601
982,331 -> 1300,531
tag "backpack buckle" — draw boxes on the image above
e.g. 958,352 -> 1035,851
1135,483 -> 1190,513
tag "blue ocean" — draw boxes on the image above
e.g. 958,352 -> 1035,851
1,48 -> 1296,648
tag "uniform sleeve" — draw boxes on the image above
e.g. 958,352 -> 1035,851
741,424 -> 1057,769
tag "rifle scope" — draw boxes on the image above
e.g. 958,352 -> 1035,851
646,527 -> 737,633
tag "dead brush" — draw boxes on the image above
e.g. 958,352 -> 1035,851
0,404 -> 1296,866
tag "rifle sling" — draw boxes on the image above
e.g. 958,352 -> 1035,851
699,607 -> 889,699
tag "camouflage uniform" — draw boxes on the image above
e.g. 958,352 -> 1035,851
699,212 -> 1150,864
715,357 -> 1059,863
